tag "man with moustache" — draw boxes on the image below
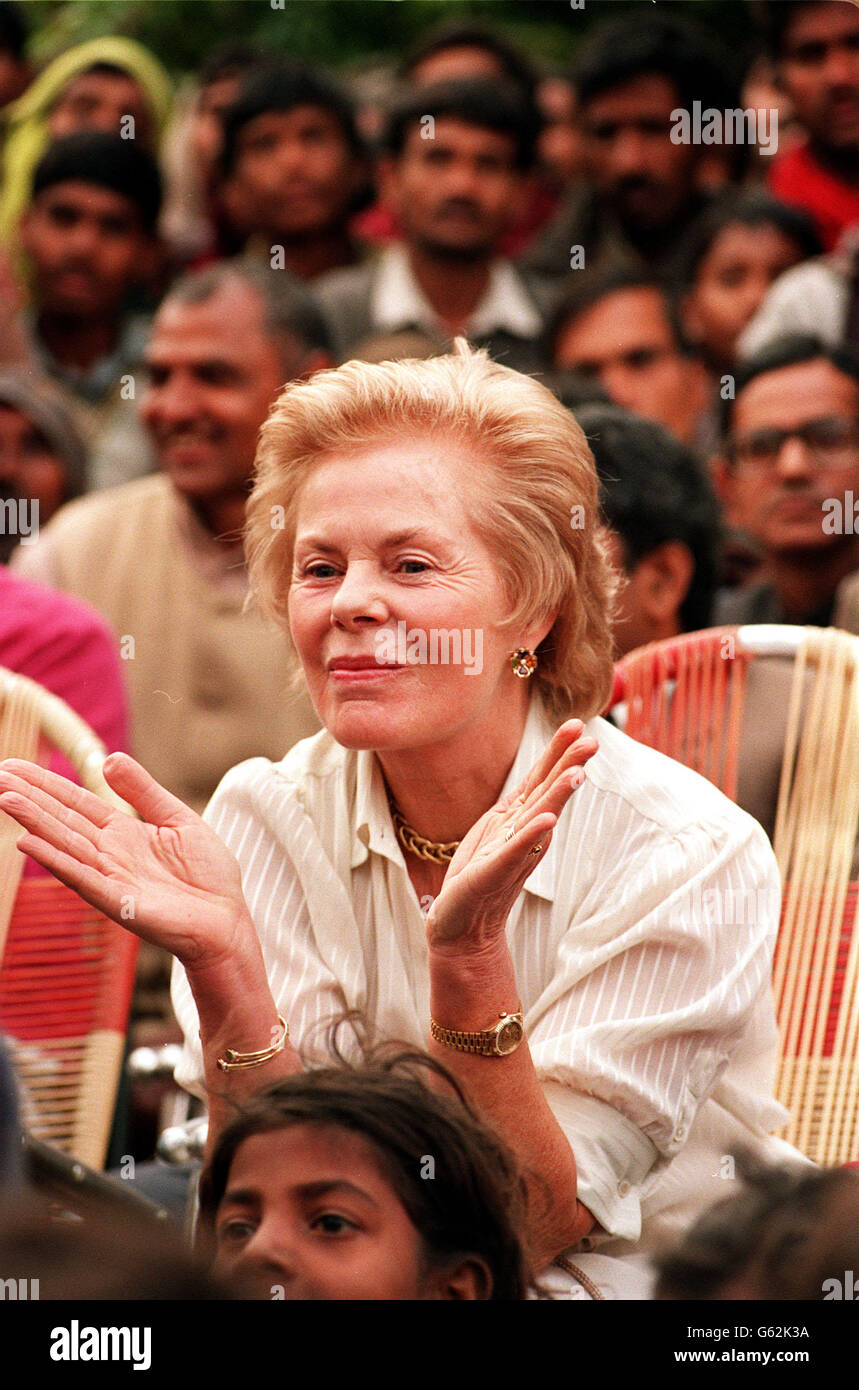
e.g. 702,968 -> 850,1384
11,261 -> 324,813
520,14 -> 733,287
316,79 -> 552,372
712,335 -> 859,630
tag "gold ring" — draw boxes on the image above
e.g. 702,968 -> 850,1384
530,843 -> 543,856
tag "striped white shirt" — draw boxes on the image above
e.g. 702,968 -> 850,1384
172,694 -> 788,1257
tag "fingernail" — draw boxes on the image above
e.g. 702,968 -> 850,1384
570,768 -> 585,789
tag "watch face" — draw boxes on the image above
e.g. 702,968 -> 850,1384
495,1019 -> 524,1055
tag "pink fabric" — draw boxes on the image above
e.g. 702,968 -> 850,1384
0,567 -> 129,875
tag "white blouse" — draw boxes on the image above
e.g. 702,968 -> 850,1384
172,694 -> 789,1260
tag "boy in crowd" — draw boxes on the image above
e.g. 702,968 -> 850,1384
317,79 -> 552,373
15,131 -> 163,491
550,269 -> 713,453
217,61 -> 369,281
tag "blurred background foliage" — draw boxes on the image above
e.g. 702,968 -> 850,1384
19,1 -> 761,80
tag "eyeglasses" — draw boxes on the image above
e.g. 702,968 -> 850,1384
728,416 -> 859,474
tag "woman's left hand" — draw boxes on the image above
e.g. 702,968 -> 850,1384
425,719 -> 597,952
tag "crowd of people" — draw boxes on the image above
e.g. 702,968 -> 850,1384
1,0 -> 859,1302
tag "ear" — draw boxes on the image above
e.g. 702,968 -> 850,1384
423,1255 -> 493,1301
637,541 -> 694,624
520,609 -> 560,656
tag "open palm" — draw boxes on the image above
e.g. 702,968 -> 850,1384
0,753 -> 251,967
425,719 -> 597,950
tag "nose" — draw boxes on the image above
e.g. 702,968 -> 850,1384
599,362 -> 641,411
143,372 -> 202,430
273,137 -> 309,177
609,127 -> 649,178
329,563 -> 389,629
774,432 -> 815,481
230,1222 -> 301,1296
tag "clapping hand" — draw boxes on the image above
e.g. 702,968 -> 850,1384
425,719 -> 597,951
0,753 -> 253,968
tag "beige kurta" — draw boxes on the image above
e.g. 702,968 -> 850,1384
12,472 -> 319,814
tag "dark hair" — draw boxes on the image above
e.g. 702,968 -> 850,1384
679,190 -> 822,290
576,402 -> 721,632
398,19 -> 538,104
164,259 -> 333,362
539,368 -> 611,414
549,267 -> 691,360
198,1045 -> 532,1300
754,0 -> 824,63
0,1 -> 27,60
0,0 -> 25,60
385,77 -> 540,172
575,13 -> 735,113
722,333 -> 859,439
655,1153 -> 859,1300
220,60 -> 363,177
199,41 -> 265,90
30,131 -> 162,233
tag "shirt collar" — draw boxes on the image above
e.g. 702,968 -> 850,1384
370,243 -> 542,340
350,692 -> 561,899
29,313 -> 149,403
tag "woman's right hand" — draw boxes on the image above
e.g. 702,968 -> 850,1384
0,752 -> 253,969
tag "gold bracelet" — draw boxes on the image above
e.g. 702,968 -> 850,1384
217,1015 -> 289,1072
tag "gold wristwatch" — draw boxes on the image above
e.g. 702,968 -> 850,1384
430,1009 -> 525,1057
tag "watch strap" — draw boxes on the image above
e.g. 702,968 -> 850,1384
430,1010 -> 524,1056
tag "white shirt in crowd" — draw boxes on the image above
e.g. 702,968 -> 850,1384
172,694 -> 790,1290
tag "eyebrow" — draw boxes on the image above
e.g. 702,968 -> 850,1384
220,1179 -> 379,1208
295,528 -> 442,553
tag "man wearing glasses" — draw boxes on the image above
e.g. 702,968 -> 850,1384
713,334 -> 859,630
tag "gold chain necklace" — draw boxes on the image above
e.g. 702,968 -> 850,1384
388,797 -> 460,864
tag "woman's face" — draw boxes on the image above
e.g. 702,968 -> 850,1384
213,1124 -> 437,1300
288,435 -> 536,752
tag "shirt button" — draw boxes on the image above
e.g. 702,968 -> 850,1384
617,1180 -> 630,1197
674,1126 -> 686,1142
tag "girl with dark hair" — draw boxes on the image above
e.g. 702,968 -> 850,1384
198,1047 -> 532,1301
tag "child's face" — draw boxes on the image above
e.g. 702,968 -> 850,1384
685,223 -> 805,368
213,1124 -> 435,1300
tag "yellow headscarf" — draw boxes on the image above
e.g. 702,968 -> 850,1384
0,36 -> 172,246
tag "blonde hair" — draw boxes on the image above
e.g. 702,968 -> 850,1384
246,341 -> 617,723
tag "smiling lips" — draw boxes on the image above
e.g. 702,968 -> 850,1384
327,657 -> 402,680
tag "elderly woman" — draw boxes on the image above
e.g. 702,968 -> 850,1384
0,344 -> 786,1298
